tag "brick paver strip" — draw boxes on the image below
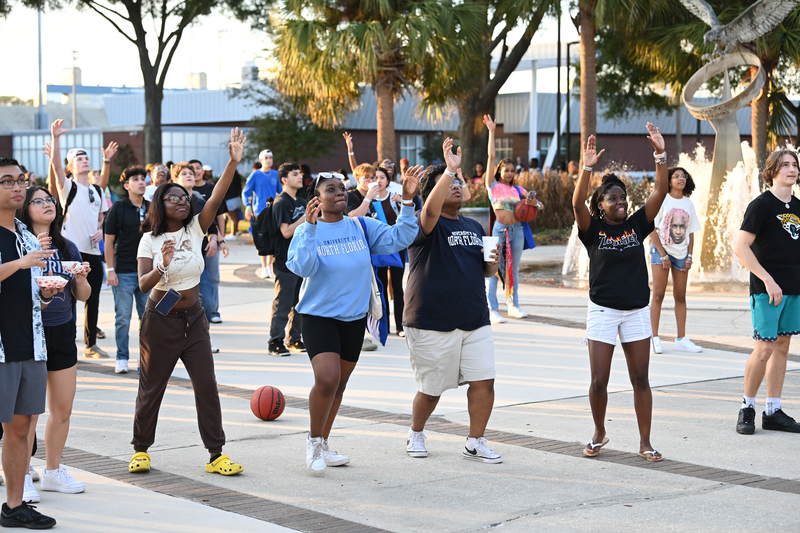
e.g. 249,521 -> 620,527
75,361 -> 800,505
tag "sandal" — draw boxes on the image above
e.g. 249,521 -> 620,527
129,452 -> 151,473
638,449 -> 663,462
583,436 -> 609,457
205,454 -> 243,476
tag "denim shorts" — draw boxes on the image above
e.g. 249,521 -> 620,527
751,293 -> 800,342
650,245 -> 687,271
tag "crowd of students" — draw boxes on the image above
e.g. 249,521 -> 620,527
1,119 -> 799,528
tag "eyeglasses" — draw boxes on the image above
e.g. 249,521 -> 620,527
0,178 -> 29,189
314,172 -> 345,189
451,179 -> 465,188
164,194 -> 191,205
359,174 -> 377,182
30,197 -> 57,207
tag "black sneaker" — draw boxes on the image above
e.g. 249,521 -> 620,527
762,409 -> 800,433
0,502 -> 56,529
287,341 -> 306,353
268,341 -> 290,357
736,407 -> 755,435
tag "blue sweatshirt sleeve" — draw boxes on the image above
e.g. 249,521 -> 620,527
242,172 -> 256,208
287,222 -> 319,277
362,205 -> 418,255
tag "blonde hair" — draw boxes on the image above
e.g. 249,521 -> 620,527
353,163 -> 375,179
763,149 -> 799,186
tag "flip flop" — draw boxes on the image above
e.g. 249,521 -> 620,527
638,449 -> 663,462
205,454 -> 243,476
583,436 -> 609,457
129,452 -> 150,473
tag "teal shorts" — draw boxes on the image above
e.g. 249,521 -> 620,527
751,293 -> 800,342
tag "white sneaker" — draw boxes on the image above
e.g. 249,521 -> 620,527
23,474 -> 40,503
115,360 -> 129,374
265,265 -> 273,279
361,338 -> 377,351
28,465 -> 40,482
489,310 -> 506,324
321,440 -> 350,466
211,346 -> 220,354
463,437 -> 502,464
674,336 -> 703,353
41,465 -> 85,494
210,316 -> 222,324
507,304 -> 528,318
406,428 -> 428,458
306,435 -> 326,476
651,336 -> 663,354
256,268 -> 268,279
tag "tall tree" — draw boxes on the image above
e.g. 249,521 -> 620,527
273,0 -> 483,163
3,0 -> 267,164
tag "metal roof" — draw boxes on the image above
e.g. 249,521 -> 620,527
341,90 -> 458,131
0,104 -> 110,134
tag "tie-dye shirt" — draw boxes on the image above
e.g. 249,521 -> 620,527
488,182 -> 521,213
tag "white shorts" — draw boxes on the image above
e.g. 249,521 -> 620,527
585,300 -> 651,346
405,325 -> 495,396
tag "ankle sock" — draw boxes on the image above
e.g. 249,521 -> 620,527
209,453 -> 222,463
766,397 -> 781,416
742,396 -> 756,410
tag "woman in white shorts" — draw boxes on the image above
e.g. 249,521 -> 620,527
572,124 -> 668,462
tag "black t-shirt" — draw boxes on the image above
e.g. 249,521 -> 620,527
192,185 -> 226,234
578,207 -> 654,310
272,192 -> 307,271
740,191 -> 800,296
403,215 -> 490,332
104,198 -> 149,274
0,226 -> 35,362
346,189 -> 376,217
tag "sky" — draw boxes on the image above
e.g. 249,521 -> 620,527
0,2 -> 581,100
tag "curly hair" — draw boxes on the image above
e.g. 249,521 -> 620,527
170,161 -> 194,182
661,207 -> 691,246
667,167 -> 696,197
0,156 -> 20,169
589,174 -> 627,219
419,164 -> 447,202
141,183 -> 195,236
763,148 -> 800,186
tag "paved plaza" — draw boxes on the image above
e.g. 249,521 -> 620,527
6,242 -> 800,532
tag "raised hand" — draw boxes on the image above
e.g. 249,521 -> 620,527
305,197 -> 322,225
51,119 -> 69,138
646,122 -> 665,154
42,142 -> 52,159
343,132 -> 354,152
402,164 -> 424,200
442,138 -> 461,172
483,114 -> 496,133
582,135 -> 606,168
103,141 -> 118,161
228,128 -> 247,163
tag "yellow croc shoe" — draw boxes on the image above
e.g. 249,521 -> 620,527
129,452 -> 151,473
205,454 -> 243,476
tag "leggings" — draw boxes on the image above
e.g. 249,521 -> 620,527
131,299 -> 225,455
81,253 -> 104,347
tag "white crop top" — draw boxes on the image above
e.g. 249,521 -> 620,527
137,215 -> 206,291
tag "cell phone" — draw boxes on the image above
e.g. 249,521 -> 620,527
155,289 -> 182,315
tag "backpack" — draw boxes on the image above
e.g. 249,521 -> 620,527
63,181 -> 104,219
252,197 -> 277,256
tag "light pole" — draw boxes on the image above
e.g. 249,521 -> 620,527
71,50 -> 78,129
35,10 -> 47,130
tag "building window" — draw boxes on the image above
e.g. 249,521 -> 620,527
162,127 -> 246,176
495,137 -> 513,161
400,135 -> 427,166
13,131 -> 102,179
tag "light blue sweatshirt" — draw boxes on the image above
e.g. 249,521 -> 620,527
287,206 -> 417,321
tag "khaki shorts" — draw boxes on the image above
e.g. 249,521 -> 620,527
405,325 -> 495,396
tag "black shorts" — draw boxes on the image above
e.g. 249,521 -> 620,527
44,320 -> 78,371
300,314 -> 367,363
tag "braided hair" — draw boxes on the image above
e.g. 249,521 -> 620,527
589,174 -> 626,220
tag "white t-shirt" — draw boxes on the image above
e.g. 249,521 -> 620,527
143,185 -> 158,202
137,215 -> 206,291
59,178 -> 109,255
653,194 -> 701,259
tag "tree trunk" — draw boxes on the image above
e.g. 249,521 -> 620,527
375,81 -> 396,163
143,81 -> 163,164
579,3 -> 597,160
457,95 -> 490,182
750,67 -> 769,187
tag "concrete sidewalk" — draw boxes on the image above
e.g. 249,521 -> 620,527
4,243 -> 799,532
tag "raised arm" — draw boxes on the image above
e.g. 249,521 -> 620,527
343,132 -> 358,172
572,135 -> 605,233
484,114 -> 497,188
643,122 -> 668,223
42,142 -> 58,198
98,141 -> 118,190
199,128 -> 246,232
49,119 -> 69,193
420,138 -> 460,236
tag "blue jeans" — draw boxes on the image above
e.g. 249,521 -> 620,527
112,272 -> 148,360
199,251 -> 221,321
488,221 -> 524,309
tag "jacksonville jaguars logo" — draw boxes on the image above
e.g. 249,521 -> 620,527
776,213 -> 800,240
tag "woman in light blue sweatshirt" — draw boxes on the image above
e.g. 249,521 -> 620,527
288,167 -> 423,476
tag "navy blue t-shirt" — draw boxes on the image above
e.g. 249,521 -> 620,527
41,239 -> 81,327
403,214 -> 490,332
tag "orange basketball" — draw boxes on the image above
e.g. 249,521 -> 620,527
250,386 -> 285,421
515,200 -> 538,223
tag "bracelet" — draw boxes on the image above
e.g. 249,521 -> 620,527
348,152 -> 355,156
157,262 -> 169,274
660,255 -> 669,262
654,151 -> 667,165
106,267 -> 115,272
401,199 -> 414,206
103,158 -> 111,163
220,239 -> 226,244
686,254 -> 693,259
362,197 -> 371,203
443,168 -> 457,178
39,292 -> 54,304
583,165 -> 593,172
209,236 -> 218,241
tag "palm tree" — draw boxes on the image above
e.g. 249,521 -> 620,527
273,0 -> 483,163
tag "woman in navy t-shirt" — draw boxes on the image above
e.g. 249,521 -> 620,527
572,124 -> 668,462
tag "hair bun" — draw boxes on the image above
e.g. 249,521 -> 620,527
601,173 -> 622,184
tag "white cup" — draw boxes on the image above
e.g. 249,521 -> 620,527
368,182 -> 380,193
482,236 -> 499,262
